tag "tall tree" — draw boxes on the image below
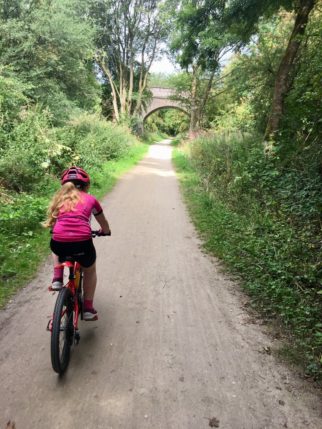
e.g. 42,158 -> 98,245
264,0 -> 316,139
169,0 -> 318,138
90,0 -> 166,121
222,0 -> 318,139
169,0 -> 232,134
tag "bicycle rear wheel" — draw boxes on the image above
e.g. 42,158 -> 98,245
51,287 -> 74,374
78,269 -> 84,321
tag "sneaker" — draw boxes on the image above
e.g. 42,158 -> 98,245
84,308 -> 98,321
51,279 -> 63,291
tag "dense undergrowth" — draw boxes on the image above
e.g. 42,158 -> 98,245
174,132 -> 322,378
0,110 -> 148,307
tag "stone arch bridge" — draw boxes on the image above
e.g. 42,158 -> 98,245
143,87 -> 188,121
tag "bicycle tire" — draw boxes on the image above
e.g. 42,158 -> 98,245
78,269 -> 84,321
51,287 -> 74,374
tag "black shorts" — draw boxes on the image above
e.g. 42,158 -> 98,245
50,239 -> 96,268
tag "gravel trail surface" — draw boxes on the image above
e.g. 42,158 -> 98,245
1,141 -> 321,429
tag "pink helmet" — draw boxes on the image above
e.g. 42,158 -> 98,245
61,166 -> 90,186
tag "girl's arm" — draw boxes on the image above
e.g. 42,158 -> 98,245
95,212 -> 111,235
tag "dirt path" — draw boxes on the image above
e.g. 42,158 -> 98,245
1,140 -> 321,429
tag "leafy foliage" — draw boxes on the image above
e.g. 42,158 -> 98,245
215,9 -> 322,144
149,72 -> 177,88
145,108 -> 189,136
0,0 -> 99,124
282,8 -> 322,144
0,72 -> 29,134
56,114 -> 135,169
0,108 -> 59,192
214,13 -> 294,133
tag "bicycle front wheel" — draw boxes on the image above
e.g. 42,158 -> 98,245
51,287 -> 74,374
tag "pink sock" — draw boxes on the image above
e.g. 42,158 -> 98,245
53,265 -> 64,281
84,300 -> 93,310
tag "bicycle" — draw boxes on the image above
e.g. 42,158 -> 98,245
47,230 -> 110,374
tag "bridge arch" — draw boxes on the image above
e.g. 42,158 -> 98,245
143,105 -> 189,122
142,87 -> 188,121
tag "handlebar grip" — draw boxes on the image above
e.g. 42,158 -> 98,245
92,230 -> 111,237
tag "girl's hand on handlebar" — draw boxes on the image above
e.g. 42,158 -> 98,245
92,229 -> 111,237
99,228 -> 111,236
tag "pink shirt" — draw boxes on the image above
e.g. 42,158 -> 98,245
52,192 -> 103,242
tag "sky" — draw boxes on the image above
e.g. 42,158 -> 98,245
150,55 -> 178,74
150,50 -> 234,75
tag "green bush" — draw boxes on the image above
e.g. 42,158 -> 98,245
56,114 -> 135,170
0,110 -> 138,192
0,73 -> 30,134
190,132 -> 322,225
0,194 -> 47,234
0,109 -> 60,192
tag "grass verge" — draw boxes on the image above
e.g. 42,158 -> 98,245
173,147 -> 322,380
0,142 -> 148,308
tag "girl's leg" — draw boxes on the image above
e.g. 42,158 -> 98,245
52,253 -> 64,288
82,263 -> 98,320
82,262 -> 97,302
53,253 -> 60,266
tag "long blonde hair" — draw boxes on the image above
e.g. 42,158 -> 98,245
43,182 -> 83,228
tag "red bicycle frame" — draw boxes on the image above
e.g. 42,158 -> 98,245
64,260 -> 82,330
47,260 -> 82,333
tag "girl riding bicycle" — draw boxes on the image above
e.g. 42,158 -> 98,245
43,166 -> 111,321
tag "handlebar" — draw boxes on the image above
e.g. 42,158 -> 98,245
92,230 -> 111,237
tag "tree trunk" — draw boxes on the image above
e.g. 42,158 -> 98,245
119,65 -> 127,117
264,0 -> 316,140
189,66 -> 199,138
128,60 -> 134,114
96,54 -> 120,122
198,70 -> 215,125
